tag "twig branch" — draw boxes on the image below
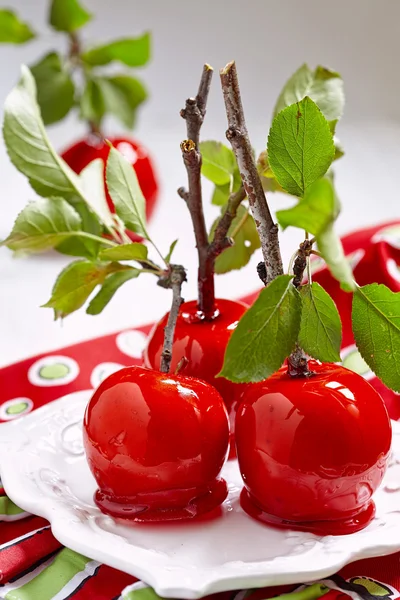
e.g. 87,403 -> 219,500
220,61 -> 283,284
160,265 -> 187,373
180,65 -> 247,318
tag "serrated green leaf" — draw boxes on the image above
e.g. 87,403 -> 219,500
268,97 -> 335,197
79,159 -> 114,229
100,75 -> 148,129
0,9 -> 35,43
56,199 -> 102,259
49,0 -> 92,32
80,77 -> 105,126
106,146 -> 148,238
82,32 -> 151,67
86,269 -> 140,315
210,205 -> 261,274
1,197 -> 83,252
199,141 -> 236,186
165,239 -> 178,264
219,274 -> 301,383
299,282 -> 342,362
352,284 -> 400,392
273,64 -> 344,122
99,242 -> 148,262
276,177 -> 336,235
3,66 -> 82,198
43,260 -> 129,318
316,222 -> 356,292
30,52 -> 75,126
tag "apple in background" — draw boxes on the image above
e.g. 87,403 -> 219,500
62,137 -> 158,240
144,298 -> 249,458
83,366 -> 229,522
236,361 -> 392,535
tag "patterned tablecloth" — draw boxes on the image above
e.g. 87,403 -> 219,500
1,221 -> 400,600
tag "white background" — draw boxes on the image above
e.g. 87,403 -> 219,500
1,0 -> 400,366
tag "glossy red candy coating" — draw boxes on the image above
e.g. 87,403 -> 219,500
144,298 -> 249,456
61,137 -> 158,240
236,361 -> 392,535
83,366 -> 229,522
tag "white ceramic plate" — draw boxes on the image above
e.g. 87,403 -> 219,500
1,392 -> 400,599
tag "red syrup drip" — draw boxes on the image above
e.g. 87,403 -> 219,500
144,298 -> 249,459
94,478 -> 228,523
240,488 -> 376,536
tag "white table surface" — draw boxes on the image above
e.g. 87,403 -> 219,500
1,0 -> 400,367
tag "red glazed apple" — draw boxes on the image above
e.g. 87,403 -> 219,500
236,361 -> 392,535
144,298 -> 249,455
61,137 -> 158,240
83,366 -> 229,521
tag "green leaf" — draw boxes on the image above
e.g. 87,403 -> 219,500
164,239 -> 178,264
352,284 -> 400,392
1,197 -> 83,252
56,199 -> 102,259
79,159 -> 114,230
267,97 -> 335,197
219,274 -> 301,383
43,260 -> 128,318
211,183 -> 230,206
199,141 -> 236,186
82,32 -> 151,67
316,222 -> 356,292
3,66 -> 82,198
273,64 -> 344,122
298,282 -> 342,362
80,77 -> 105,126
106,146 -> 148,238
99,242 -> 148,262
257,150 -> 284,194
210,205 -> 261,274
0,9 -> 35,43
100,75 -> 148,129
86,269 -> 140,315
276,177 -> 336,235
30,52 -> 75,126
49,0 -> 92,32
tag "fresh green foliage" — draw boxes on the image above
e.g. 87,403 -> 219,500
49,0 -> 92,32
55,201 -> 102,260
276,177 -> 336,235
99,76 -> 147,129
82,33 -> 151,67
199,141 -> 237,186
273,64 -> 345,122
99,243 -> 148,262
210,206 -> 260,274
0,197 -> 108,253
79,159 -> 114,229
3,66 -> 82,198
298,282 -> 342,362
0,9 -> 35,43
105,146 -> 148,239
211,170 -> 242,206
164,239 -> 178,264
43,260 -> 131,319
352,284 -> 400,392
316,223 -> 356,291
219,275 -> 301,383
267,97 -> 335,197
86,269 -> 140,315
80,78 -> 105,125
31,52 -> 75,125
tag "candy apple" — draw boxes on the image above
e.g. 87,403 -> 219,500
83,366 -> 229,522
236,361 -> 392,535
61,136 -> 158,240
144,298 -> 249,456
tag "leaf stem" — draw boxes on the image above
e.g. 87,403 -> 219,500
220,61 -> 283,284
160,265 -> 187,373
76,232 -> 118,247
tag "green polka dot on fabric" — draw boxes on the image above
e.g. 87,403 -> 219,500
5,401 -> 29,415
39,363 -> 70,380
343,350 -> 370,375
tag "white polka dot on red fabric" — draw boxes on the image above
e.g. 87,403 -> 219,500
116,330 -> 147,359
